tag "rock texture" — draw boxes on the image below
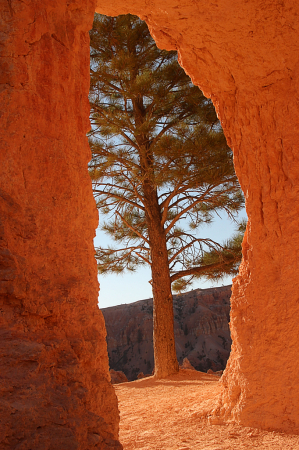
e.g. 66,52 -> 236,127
110,370 -> 129,385
1,0 -> 299,445
181,358 -> 196,371
97,0 -> 299,434
0,1 -> 121,448
102,286 -> 231,381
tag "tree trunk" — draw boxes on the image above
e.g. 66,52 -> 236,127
151,235 -> 179,378
143,182 -> 179,379
134,88 -> 178,378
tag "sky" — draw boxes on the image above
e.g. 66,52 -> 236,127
95,209 -> 247,309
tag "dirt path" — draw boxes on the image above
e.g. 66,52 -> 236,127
115,369 -> 299,450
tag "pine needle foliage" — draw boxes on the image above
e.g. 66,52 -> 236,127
89,13 -> 245,293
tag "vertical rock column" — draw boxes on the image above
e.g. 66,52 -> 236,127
0,0 -> 121,448
214,82 -> 299,433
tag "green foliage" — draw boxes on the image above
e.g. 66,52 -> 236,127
89,13 -> 245,291
191,219 -> 246,282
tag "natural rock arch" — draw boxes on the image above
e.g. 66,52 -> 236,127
0,0 -> 298,448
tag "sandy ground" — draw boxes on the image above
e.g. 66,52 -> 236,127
115,369 -> 299,450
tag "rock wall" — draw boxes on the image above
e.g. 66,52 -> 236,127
97,0 -> 299,434
102,286 -> 232,380
0,1 -> 121,448
1,0 -> 299,445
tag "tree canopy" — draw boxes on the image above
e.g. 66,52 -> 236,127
89,13 -> 244,293
89,13 -> 245,377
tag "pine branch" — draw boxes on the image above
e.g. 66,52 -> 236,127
116,211 -> 149,244
92,104 -> 140,151
164,191 -> 214,234
169,258 -> 238,283
93,189 -> 145,211
168,237 -> 222,264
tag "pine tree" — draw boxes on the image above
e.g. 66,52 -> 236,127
89,13 -> 245,378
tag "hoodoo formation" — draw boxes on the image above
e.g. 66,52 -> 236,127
1,0 -> 298,448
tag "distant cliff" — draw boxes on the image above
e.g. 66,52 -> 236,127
101,285 -> 232,381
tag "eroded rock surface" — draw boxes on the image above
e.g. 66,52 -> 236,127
102,286 -> 231,381
1,0 -> 299,445
110,370 -> 129,384
0,1 -> 121,448
181,357 -> 196,371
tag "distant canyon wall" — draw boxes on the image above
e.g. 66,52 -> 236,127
102,286 -> 231,381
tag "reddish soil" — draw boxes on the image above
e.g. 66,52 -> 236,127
115,369 -> 299,450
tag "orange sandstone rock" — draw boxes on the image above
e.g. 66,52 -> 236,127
110,370 -> 129,384
181,358 -> 196,371
1,0 -> 299,447
0,0 -> 121,448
